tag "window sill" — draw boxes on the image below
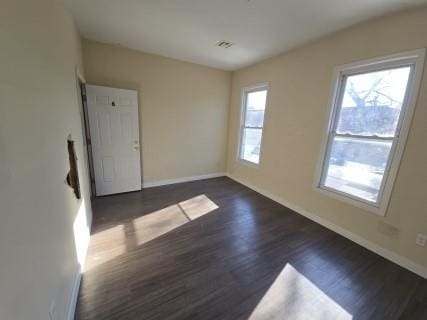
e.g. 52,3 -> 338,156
313,185 -> 387,216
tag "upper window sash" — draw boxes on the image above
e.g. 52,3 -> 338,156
242,88 -> 267,125
330,65 -> 415,141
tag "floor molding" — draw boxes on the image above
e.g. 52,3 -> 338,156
227,173 -> 427,279
66,266 -> 82,320
143,172 -> 226,188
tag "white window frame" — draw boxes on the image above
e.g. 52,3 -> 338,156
237,83 -> 269,167
314,49 -> 425,216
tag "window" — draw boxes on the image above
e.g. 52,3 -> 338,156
239,85 -> 268,165
316,49 -> 425,215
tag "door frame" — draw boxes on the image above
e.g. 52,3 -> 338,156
75,68 -> 96,197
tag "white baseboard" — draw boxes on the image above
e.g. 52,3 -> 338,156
143,172 -> 226,188
66,266 -> 82,320
227,173 -> 427,279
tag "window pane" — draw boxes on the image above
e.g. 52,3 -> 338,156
324,137 -> 392,202
245,109 -> 265,127
336,67 -> 411,137
245,90 -> 267,127
241,128 -> 262,164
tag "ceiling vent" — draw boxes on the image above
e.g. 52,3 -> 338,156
216,40 -> 233,48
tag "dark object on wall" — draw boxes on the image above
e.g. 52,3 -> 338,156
66,139 -> 81,199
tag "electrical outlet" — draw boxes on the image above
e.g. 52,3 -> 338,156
49,301 -> 55,320
415,233 -> 427,247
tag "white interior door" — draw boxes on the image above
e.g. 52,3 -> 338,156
86,85 -> 141,196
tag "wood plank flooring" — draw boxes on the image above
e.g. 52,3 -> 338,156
76,177 -> 427,320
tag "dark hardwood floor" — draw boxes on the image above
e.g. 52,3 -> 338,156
76,177 -> 427,320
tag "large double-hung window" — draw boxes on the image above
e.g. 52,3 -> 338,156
238,84 -> 268,165
316,49 -> 425,215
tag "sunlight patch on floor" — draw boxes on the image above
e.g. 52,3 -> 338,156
249,264 -> 352,320
133,204 -> 189,245
84,224 -> 126,272
83,195 -> 219,271
133,194 -> 218,245
178,194 -> 219,220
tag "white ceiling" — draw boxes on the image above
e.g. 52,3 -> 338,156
71,0 -> 427,71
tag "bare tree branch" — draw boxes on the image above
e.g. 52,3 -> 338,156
347,72 -> 391,107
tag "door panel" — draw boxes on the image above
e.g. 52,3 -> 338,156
98,113 -> 113,146
86,85 -> 141,196
102,157 -> 115,182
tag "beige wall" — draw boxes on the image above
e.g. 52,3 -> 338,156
1,4 -> 426,320
82,40 -> 231,184
227,8 -> 427,269
0,0 -> 92,319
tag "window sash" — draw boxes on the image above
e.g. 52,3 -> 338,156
320,133 -> 397,207
316,49 -> 425,215
242,94 -> 266,129
240,127 -> 263,163
330,64 -> 413,132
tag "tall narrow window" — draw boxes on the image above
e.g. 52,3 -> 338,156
316,49 -> 425,215
239,85 -> 268,165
